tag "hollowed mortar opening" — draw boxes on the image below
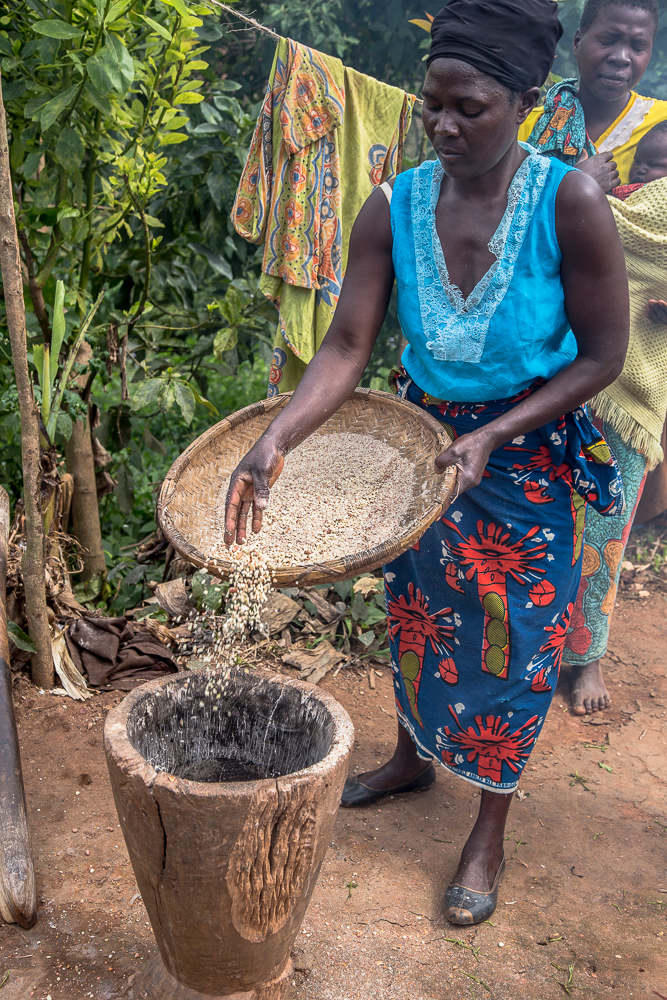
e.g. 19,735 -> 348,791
126,667 -> 336,783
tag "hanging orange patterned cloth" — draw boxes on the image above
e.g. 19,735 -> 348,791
232,38 -> 415,393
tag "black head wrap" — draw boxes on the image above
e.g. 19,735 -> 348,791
427,0 -> 563,91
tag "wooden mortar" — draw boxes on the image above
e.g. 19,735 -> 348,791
104,666 -> 354,999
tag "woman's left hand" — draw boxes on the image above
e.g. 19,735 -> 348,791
435,429 -> 495,499
647,299 -> 667,324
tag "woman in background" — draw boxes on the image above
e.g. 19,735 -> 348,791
520,0 -> 667,191
522,0 -> 667,715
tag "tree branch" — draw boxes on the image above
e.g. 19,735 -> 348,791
34,229 -> 63,290
206,0 -> 280,39
17,228 -> 51,342
62,0 -> 112,130
78,110 -> 102,297
117,182 -> 152,407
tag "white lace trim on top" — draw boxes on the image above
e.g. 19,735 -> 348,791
596,95 -> 654,154
413,143 -> 551,363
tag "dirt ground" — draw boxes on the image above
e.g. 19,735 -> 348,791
1,584 -> 666,1000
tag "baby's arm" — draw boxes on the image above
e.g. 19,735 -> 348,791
647,299 -> 667,324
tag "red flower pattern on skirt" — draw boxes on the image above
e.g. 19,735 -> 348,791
444,707 -> 539,784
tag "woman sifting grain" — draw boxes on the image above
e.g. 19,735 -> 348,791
224,0 -> 629,925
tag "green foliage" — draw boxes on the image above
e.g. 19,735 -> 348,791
326,575 -> 389,655
7,621 -> 37,652
263,0 -> 359,59
293,575 -> 390,657
0,0 -> 274,591
130,367 -> 217,424
4,0 -> 212,302
32,283 -> 105,442
190,570 -> 228,611
3,0 -> 666,615
221,0 -> 430,102
210,283 -> 274,360
94,358 -> 268,613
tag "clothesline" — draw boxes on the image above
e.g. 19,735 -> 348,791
204,0 -> 423,103
205,0 -> 281,40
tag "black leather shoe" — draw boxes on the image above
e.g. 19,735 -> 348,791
340,763 -> 436,808
444,854 -> 506,925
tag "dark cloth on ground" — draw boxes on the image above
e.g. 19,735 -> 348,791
427,0 -> 562,91
66,617 -> 178,691
636,418 -> 667,523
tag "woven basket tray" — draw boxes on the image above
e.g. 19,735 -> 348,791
156,387 -> 457,587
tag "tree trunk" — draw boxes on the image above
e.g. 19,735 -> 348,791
65,343 -> 106,581
0,73 -> 53,689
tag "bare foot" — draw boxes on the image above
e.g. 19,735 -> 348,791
570,659 -> 611,715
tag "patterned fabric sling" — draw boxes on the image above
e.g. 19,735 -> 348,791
526,79 -> 596,163
565,177 -> 667,666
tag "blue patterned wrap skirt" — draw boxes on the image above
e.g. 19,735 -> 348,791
384,374 -> 624,792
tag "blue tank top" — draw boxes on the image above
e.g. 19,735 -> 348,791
391,144 -> 578,402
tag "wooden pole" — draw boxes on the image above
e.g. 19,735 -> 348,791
0,487 -> 36,928
0,71 -> 54,689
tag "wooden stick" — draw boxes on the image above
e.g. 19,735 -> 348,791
0,71 -> 54,688
206,0 -> 280,39
0,487 -> 37,928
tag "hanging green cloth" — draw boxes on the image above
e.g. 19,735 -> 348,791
232,38 -> 415,394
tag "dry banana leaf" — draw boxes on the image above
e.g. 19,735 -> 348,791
52,588 -> 88,617
282,640 -> 344,685
154,577 -> 194,618
51,629 -> 92,701
260,592 -> 300,634
139,616 -> 177,648
300,588 -> 341,624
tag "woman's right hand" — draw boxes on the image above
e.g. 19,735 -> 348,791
575,150 -> 620,193
224,437 -> 285,546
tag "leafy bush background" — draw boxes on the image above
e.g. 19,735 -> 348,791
1,0 -> 666,613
